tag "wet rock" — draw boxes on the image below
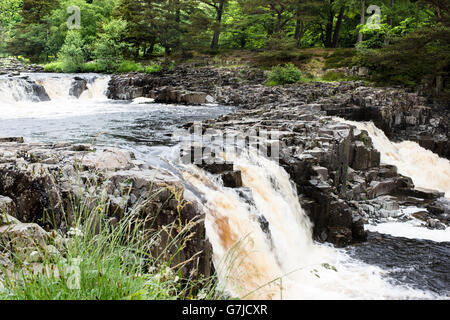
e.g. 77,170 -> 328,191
426,218 -> 446,230
352,216 -> 368,241
327,227 -> 352,248
412,211 -> 429,221
221,171 -> 243,188
69,78 -> 88,98
0,137 -> 24,143
198,162 -> 234,174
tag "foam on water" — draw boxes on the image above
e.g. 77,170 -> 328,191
179,150 -> 441,299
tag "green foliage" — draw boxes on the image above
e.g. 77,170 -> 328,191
79,61 -> 108,73
58,30 -> 86,73
145,63 -> 163,74
117,60 -> 144,73
44,61 -> 64,73
94,19 -> 129,72
324,48 -> 357,69
0,181 -> 219,300
322,70 -> 346,81
266,63 -> 302,85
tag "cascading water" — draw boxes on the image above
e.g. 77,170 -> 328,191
0,77 -> 49,104
178,149 -> 440,299
333,118 -> 450,198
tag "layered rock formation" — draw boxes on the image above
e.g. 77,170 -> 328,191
0,140 -> 211,277
108,66 -> 449,160
0,58 -> 44,75
181,104 -> 446,247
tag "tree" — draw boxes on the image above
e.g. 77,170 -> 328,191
201,0 -> 228,50
94,19 -> 129,71
6,0 -> 58,61
58,30 -> 86,72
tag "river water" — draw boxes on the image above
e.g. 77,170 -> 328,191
0,73 -> 448,299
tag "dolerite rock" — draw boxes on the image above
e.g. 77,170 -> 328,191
351,141 -> 380,170
0,140 -> 212,278
31,82 -> 50,101
154,86 -> 208,105
0,196 -> 17,220
221,171 -> 243,188
107,66 -> 448,159
69,77 -> 87,98
0,137 -> 24,143
182,97 -> 443,246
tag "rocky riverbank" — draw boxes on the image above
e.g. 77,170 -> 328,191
0,58 -> 44,75
108,65 -> 450,160
0,140 -> 211,278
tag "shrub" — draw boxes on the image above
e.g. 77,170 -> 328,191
144,63 -> 163,74
58,31 -> 86,73
80,61 -> 108,73
44,61 -> 64,73
266,63 -> 302,86
117,60 -> 144,73
94,19 -> 129,73
322,71 -> 346,82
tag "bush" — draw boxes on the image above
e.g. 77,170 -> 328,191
58,31 -> 86,73
144,63 -> 163,74
324,48 -> 357,69
266,63 -> 302,86
79,61 -> 108,73
117,60 -> 144,73
94,19 -> 129,73
44,61 -> 64,73
322,71 -> 346,82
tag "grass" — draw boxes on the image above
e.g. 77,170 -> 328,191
43,60 -> 164,74
0,175 -> 219,300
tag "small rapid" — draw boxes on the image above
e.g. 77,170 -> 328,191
333,118 -> 450,198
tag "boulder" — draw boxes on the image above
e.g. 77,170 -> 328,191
221,171 -> 243,188
69,78 -> 88,98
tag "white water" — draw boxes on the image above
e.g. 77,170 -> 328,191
333,118 -> 450,198
0,74 -> 115,119
365,207 -> 450,242
181,150 -> 439,299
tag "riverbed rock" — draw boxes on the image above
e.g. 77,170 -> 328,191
107,65 -> 449,160
0,140 -> 211,278
69,78 -> 87,98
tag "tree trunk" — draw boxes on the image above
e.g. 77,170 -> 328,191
357,0 -> 365,43
210,0 -> 225,50
324,4 -> 334,47
332,7 -> 345,48
294,19 -> 304,48
387,0 -> 393,26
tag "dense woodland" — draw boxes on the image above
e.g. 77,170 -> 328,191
0,0 -> 449,99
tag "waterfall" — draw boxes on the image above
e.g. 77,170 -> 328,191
0,74 -> 110,104
0,74 -> 111,120
179,150 -> 437,299
333,118 -> 450,198
35,74 -> 110,101
0,77 -> 48,104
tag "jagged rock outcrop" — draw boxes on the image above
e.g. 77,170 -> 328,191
107,65 -> 449,159
182,103 -> 445,247
69,77 -> 88,98
0,139 -> 210,277
0,58 -> 44,75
